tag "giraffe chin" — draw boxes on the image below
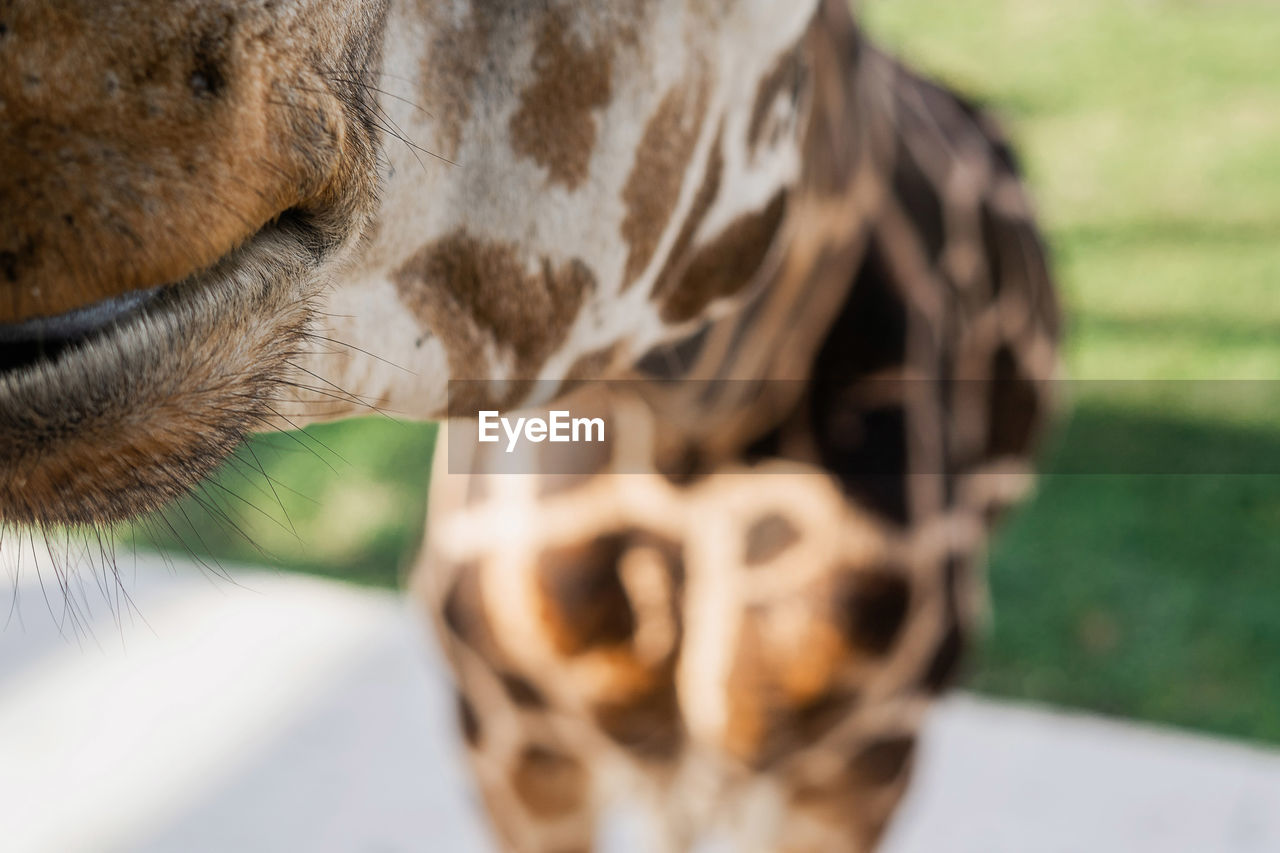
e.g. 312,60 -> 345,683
0,222 -> 322,529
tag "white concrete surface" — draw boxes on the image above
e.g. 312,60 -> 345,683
2,547 -> 1279,853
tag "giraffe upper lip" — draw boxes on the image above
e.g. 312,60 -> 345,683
0,209 -> 313,379
0,286 -> 165,376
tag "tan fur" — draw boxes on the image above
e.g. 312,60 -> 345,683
0,0 -> 385,323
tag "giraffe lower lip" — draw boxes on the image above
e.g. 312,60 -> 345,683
0,285 -> 165,376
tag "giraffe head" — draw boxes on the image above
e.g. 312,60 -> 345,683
0,0 -> 825,526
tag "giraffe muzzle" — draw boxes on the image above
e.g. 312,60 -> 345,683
0,0 -> 388,527
0,0 -> 370,326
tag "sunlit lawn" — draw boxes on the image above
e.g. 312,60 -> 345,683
140,1 -> 1280,743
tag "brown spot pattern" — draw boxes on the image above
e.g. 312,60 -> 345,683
659,191 -> 788,323
457,692 -> 482,747
581,531 -> 686,759
500,671 -> 549,709
512,745 -> 588,818
509,13 -> 613,189
417,5 -> 494,160
393,231 -> 595,393
619,76 -> 711,289
849,736 -> 915,787
593,682 -> 683,760
743,512 -> 801,565
441,563 -> 505,664
834,567 -> 911,656
535,535 -> 637,656
793,688 -> 860,747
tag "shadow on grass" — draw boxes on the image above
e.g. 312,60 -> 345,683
975,400 -> 1280,743
1043,383 -> 1280,473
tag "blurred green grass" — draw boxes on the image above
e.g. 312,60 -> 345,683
137,1 -> 1280,742
138,418 -> 438,589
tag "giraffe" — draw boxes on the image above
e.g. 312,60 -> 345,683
0,1 -> 1058,851
419,8 -> 1058,849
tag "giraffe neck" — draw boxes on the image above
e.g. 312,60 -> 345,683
617,2 -> 892,451
293,0 -> 837,422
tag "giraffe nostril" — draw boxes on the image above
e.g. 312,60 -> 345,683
0,251 -> 17,285
190,39 -> 228,99
190,71 -> 211,95
189,68 -> 221,98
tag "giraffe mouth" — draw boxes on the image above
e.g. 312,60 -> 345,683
0,216 -> 324,527
0,287 -> 165,376
0,212 -> 319,381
